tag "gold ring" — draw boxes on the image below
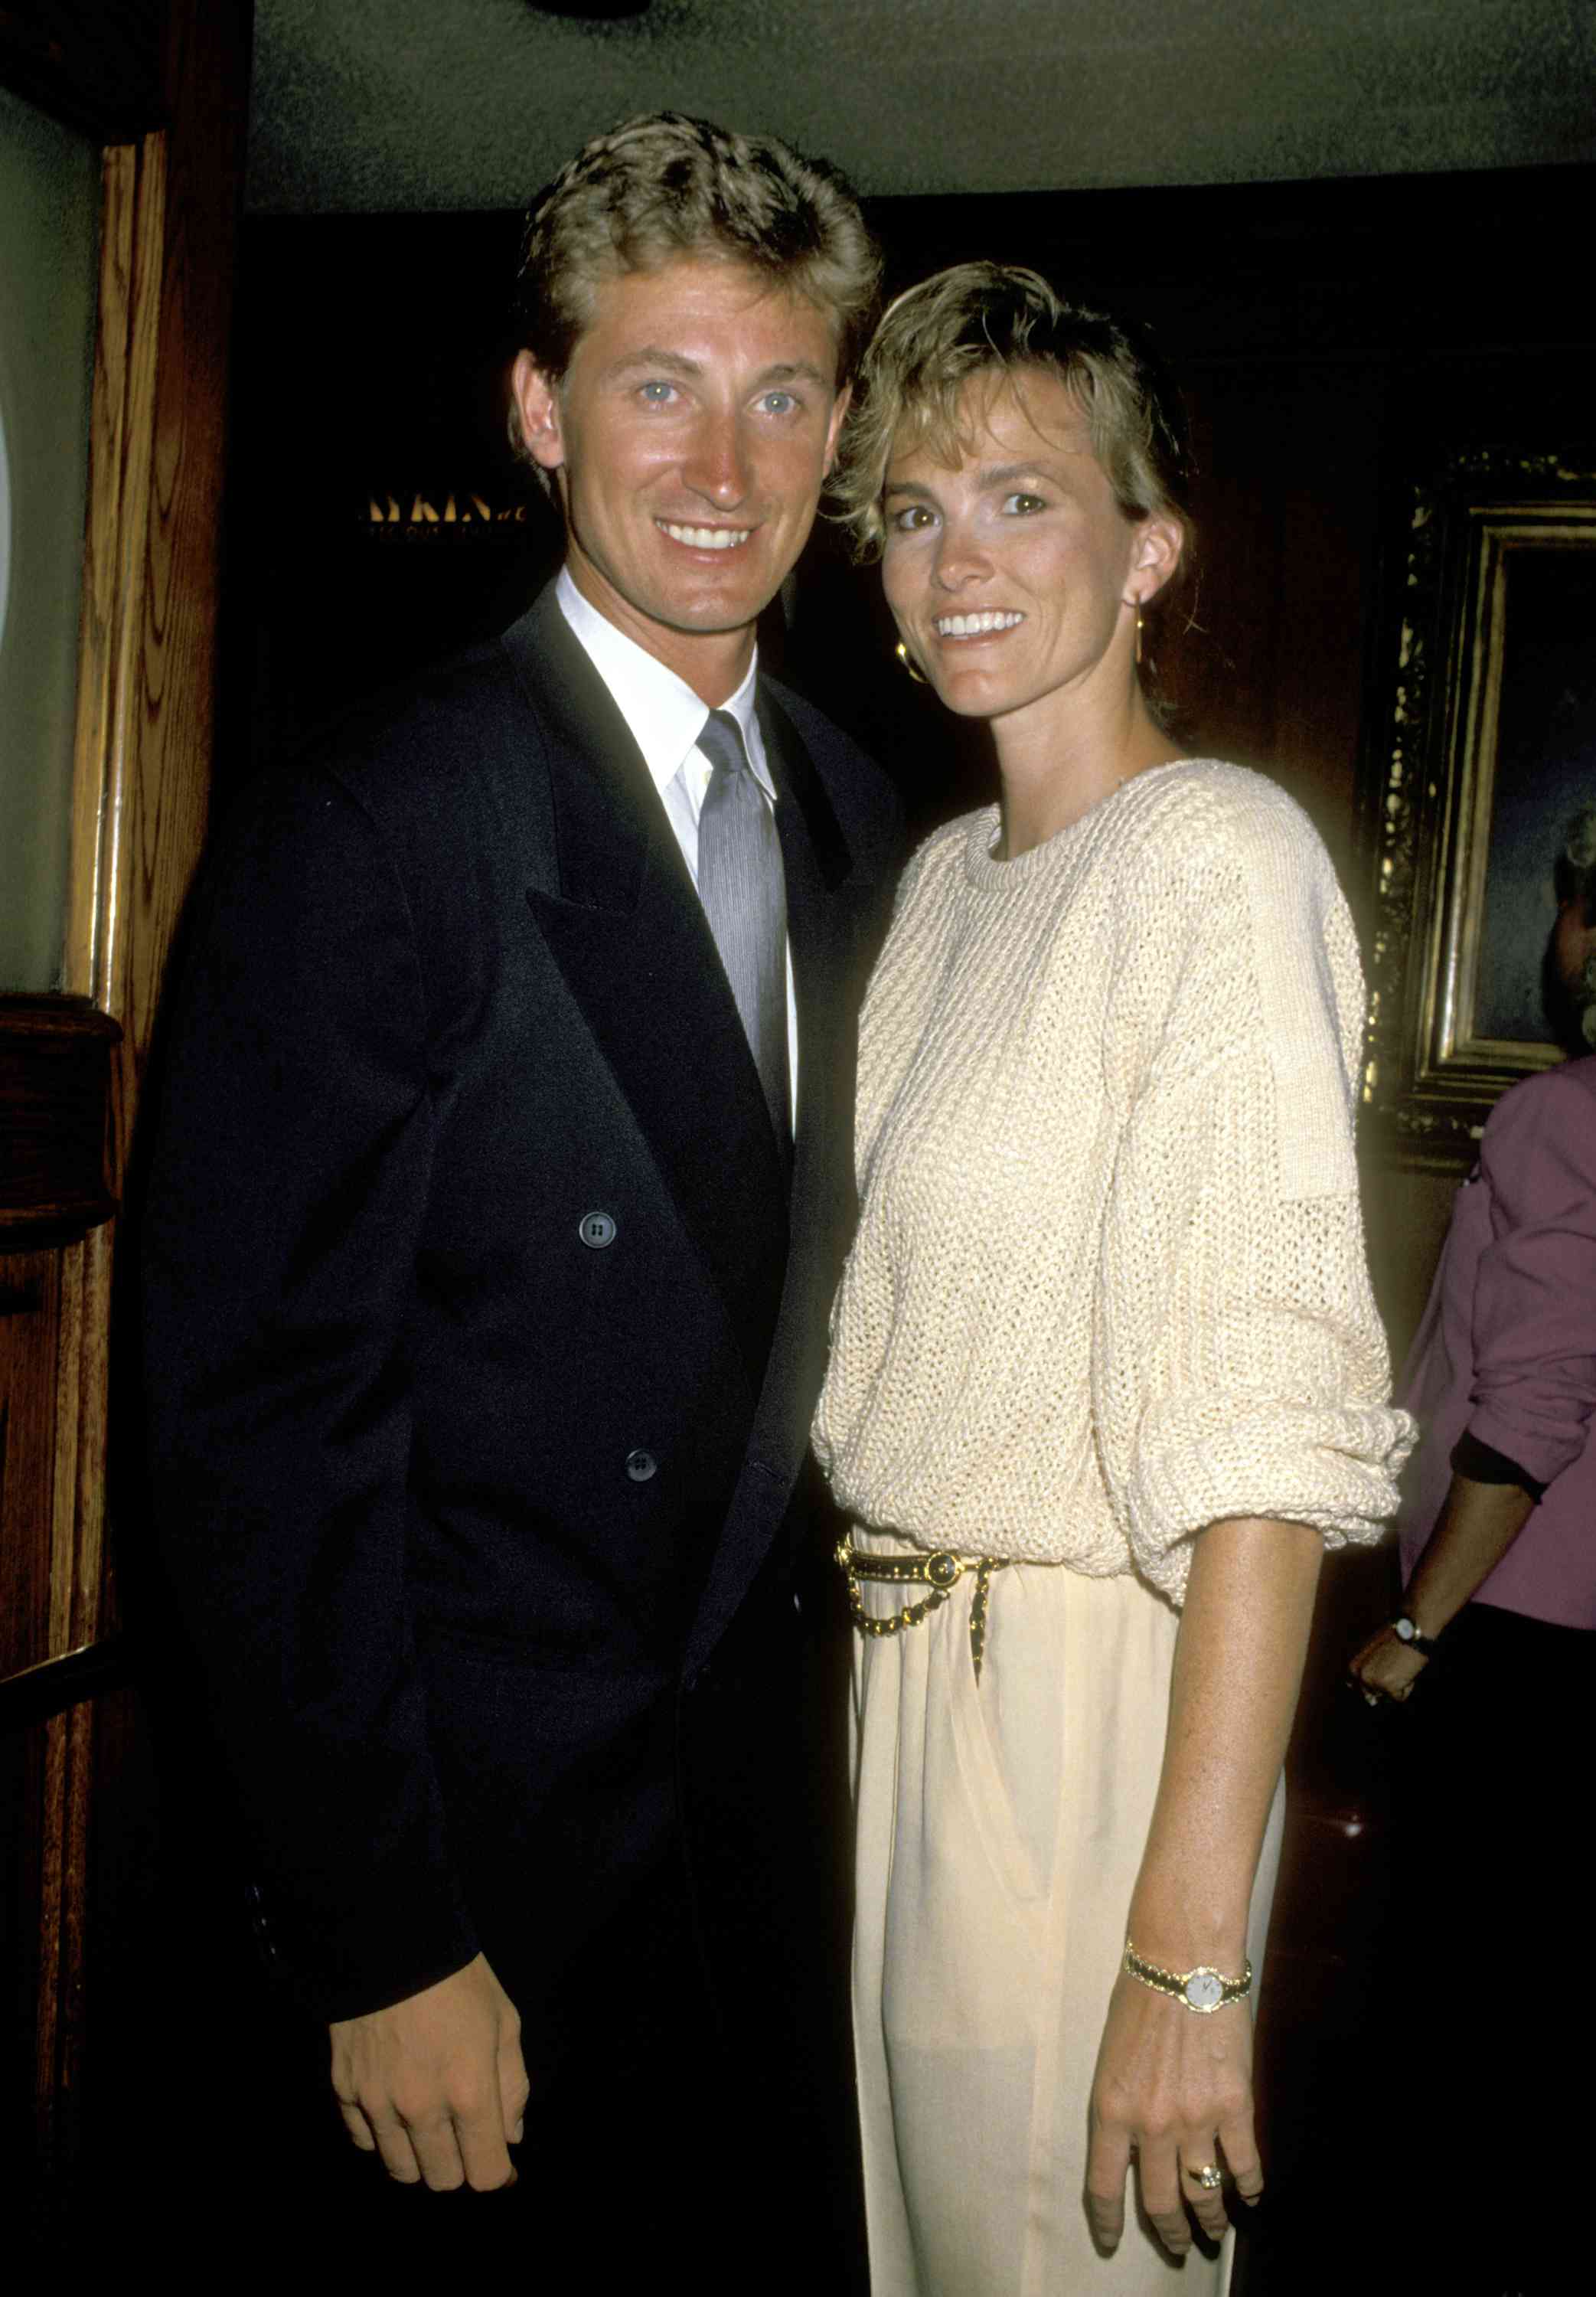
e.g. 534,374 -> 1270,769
1186,2162 -> 1223,2191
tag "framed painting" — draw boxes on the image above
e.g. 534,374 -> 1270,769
1359,443 -> 1596,1171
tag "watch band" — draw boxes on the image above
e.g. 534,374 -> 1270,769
1122,1939 -> 1253,2014
1392,1612 -> 1440,1655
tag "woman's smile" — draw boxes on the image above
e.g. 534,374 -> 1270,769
932,609 -> 1026,638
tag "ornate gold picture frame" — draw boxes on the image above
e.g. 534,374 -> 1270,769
1359,445 -> 1596,1172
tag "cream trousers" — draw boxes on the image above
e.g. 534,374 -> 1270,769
849,1535 -> 1283,2295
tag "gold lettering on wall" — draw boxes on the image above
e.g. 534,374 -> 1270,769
366,492 -> 530,531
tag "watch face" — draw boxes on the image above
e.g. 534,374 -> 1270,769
1185,1969 -> 1224,2011
1395,1616 -> 1416,1642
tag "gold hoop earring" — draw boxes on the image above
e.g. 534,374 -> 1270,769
895,641 -> 929,686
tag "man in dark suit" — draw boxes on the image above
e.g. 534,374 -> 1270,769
143,114 -> 896,2279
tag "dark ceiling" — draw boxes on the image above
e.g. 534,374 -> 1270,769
249,0 -> 1596,213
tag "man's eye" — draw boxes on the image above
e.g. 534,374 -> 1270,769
638,381 -> 678,404
1002,492 -> 1046,515
761,390 -> 799,415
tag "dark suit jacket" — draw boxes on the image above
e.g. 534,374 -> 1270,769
142,585 -> 899,2043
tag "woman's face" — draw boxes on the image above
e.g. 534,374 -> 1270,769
880,366 -> 1180,731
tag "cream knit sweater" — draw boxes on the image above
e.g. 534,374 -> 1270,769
814,760 -> 1412,1604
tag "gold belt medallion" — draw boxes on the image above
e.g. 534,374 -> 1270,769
834,1538 -> 1008,1680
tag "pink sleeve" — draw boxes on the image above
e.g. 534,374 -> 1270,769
1468,1073 -> 1596,1490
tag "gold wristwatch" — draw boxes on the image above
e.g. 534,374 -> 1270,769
1122,1939 -> 1253,2014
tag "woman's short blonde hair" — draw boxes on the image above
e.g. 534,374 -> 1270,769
831,261 -> 1192,564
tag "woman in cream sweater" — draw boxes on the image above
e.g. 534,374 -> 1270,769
812,264 -> 1410,2294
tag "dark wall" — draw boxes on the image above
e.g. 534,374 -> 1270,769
221,210 -> 545,781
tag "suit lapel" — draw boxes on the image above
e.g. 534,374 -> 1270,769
502,593 -> 788,1398
685,686 -> 875,1674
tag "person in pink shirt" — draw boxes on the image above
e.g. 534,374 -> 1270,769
1353,807 -> 1596,1668
1350,803 -> 1596,2287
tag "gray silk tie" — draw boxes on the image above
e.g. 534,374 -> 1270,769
697,708 -> 791,1152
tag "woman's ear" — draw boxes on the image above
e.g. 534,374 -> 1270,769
1129,513 -> 1185,608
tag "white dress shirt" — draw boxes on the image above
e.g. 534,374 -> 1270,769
555,568 -> 798,1119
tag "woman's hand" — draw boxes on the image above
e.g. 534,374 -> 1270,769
1083,1516 -> 1319,2256
1347,1621 -> 1428,1704
1085,1966 -> 1261,2256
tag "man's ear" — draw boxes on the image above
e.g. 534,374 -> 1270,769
511,351 -> 566,474
1128,511 -> 1184,609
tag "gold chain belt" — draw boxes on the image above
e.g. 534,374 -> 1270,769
834,1537 -> 1008,1681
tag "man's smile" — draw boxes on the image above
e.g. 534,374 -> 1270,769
656,520 -> 755,551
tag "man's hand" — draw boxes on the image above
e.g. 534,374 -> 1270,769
330,1952 -> 529,2190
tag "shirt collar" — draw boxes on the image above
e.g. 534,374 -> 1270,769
555,567 -> 765,799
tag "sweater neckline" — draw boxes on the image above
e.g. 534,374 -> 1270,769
963,757 -> 1193,889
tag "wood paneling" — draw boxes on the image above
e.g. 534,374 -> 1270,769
1160,359 -> 1390,881
63,136 -> 164,1005
0,1250 -> 61,1681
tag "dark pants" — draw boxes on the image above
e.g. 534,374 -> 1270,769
1379,1601 -> 1593,2292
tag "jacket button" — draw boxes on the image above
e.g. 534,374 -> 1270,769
625,1448 -> 658,1482
578,1210 -> 617,1249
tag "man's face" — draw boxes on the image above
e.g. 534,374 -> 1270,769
513,256 -> 849,696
